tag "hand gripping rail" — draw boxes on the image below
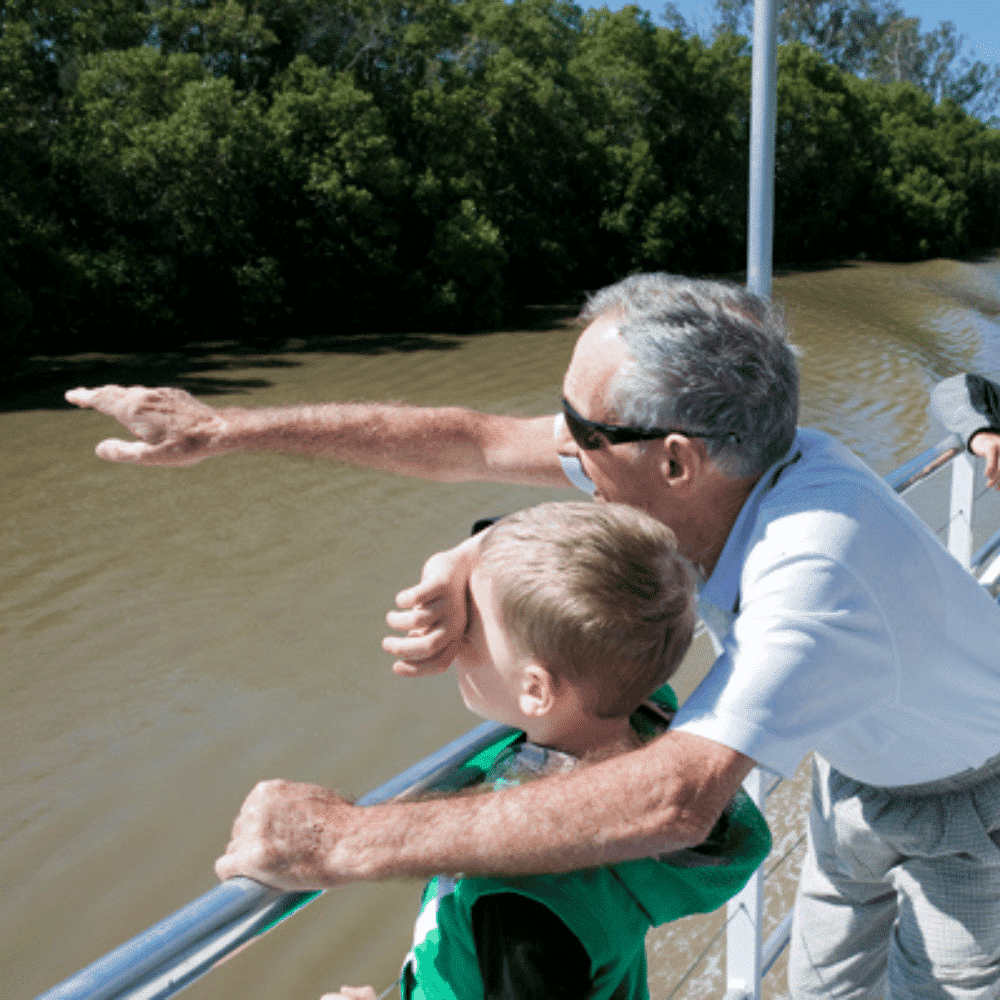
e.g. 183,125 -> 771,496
36,720 -> 515,1000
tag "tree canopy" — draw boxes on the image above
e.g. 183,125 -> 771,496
706,0 -> 1000,119
2,0 -> 998,372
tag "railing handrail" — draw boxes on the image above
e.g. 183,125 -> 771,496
36,721 -> 515,1000
972,527 -> 1000,576
884,435 -> 963,494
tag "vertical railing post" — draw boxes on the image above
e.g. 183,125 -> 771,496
724,768 -> 766,1000
732,0 -> 778,992
746,0 -> 779,300
948,451 -> 975,569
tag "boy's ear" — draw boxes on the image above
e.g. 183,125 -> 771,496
518,663 -> 557,718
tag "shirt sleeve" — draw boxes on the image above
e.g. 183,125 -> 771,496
930,373 -> 1000,448
674,547 -> 898,779
471,893 -> 592,1000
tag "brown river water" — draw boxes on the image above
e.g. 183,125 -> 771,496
4,258 -> 1000,1000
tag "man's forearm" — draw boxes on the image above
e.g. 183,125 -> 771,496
341,766 -> 698,882
335,732 -> 753,882
217,403 -> 556,484
215,731 -> 756,889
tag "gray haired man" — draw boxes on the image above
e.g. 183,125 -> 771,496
69,274 -> 1000,998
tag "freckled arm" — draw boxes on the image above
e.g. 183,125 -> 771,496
215,731 -> 756,889
66,385 -> 567,486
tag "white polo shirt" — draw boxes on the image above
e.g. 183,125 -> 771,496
559,424 -> 1000,785
669,428 -> 1000,786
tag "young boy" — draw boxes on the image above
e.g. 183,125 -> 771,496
324,502 -> 771,1000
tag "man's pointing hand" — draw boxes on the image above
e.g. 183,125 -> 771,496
65,385 -> 230,466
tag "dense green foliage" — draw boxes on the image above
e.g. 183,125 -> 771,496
2,0 -> 999,369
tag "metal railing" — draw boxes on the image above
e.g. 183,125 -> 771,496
36,434 -> 997,1000
36,721 -> 515,1000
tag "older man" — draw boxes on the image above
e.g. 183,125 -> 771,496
68,275 -> 1000,999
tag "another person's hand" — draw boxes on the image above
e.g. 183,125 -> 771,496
215,779 -> 357,890
320,987 -> 377,1000
383,533 -> 482,676
970,430 -> 1000,490
65,385 -> 229,465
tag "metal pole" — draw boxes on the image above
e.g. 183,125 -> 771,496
724,768 -> 766,1000
728,4 -> 778,994
36,720 -> 514,1000
947,450 -> 975,569
885,436 -> 962,495
746,0 -> 779,299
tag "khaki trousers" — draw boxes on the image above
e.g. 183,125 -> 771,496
789,753 -> 1000,999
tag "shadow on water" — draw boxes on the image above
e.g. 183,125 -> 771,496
0,301 -> 583,413
9,258 -> 995,414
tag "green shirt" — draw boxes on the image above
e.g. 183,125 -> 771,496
402,686 -> 771,1000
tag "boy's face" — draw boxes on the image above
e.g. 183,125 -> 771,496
453,564 -> 535,727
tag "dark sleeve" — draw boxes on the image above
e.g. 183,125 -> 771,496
471,892 -> 592,1000
930,374 -> 1000,448
471,516 -> 505,536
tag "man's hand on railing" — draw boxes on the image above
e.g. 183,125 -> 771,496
970,430 -> 1000,490
215,779 -> 358,890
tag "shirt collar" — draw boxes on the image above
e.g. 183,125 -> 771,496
698,432 -> 804,620
487,739 -> 579,790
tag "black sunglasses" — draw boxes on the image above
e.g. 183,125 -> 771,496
561,397 -> 739,450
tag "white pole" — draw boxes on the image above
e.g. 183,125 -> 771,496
724,768 -> 766,1000
947,451 -> 975,569
746,0 -> 779,299
726,3 -> 779,996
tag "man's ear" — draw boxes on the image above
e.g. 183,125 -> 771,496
518,663 -> 557,718
660,434 -> 705,487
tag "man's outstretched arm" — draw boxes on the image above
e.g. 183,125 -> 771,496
213,730 -> 755,890
65,385 -> 566,486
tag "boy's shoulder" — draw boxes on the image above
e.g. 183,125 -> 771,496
630,684 -> 678,741
613,785 -> 770,927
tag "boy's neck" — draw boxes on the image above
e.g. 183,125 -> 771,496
525,712 -> 639,760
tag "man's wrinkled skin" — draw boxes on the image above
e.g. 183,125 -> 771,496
214,780 -> 358,890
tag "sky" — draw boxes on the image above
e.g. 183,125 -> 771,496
579,0 -> 1000,64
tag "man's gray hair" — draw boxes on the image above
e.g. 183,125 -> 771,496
582,273 -> 799,477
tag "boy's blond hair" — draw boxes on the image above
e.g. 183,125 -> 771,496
477,502 -> 696,719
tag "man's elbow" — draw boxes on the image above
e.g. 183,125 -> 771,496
659,803 -> 723,853
622,791 -> 725,858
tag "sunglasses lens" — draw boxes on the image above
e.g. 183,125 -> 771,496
564,406 -> 602,450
